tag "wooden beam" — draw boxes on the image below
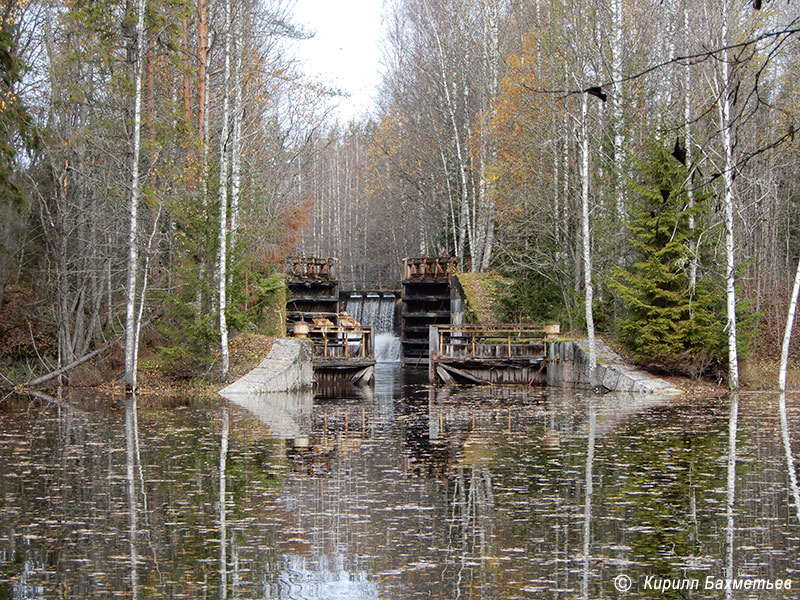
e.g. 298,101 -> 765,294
438,364 -> 489,385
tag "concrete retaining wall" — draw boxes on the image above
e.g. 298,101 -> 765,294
219,338 -> 313,398
547,338 -> 682,396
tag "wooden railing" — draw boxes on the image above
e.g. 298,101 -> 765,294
402,256 -> 458,281
307,324 -> 374,361
285,256 -> 339,281
429,324 -> 560,361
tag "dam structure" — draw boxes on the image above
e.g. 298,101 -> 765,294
345,292 -> 402,364
283,255 -> 680,395
399,257 -> 456,367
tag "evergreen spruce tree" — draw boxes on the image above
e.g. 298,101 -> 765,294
613,140 -> 725,378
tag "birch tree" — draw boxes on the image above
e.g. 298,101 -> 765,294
717,0 -> 739,390
779,255 -> 800,391
580,91 -> 596,376
779,392 -> 800,522
217,0 -> 233,381
421,0 -> 472,265
683,0 -> 698,304
610,0 -> 625,223
228,0 -> 245,283
123,0 -> 147,390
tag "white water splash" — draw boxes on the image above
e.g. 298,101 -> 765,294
375,332 -> 402,363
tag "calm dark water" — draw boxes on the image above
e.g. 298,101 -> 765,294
1,367 -> 799,599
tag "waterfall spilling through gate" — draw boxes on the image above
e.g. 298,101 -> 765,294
346,293 -> 401,363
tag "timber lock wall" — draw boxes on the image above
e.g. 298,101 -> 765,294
399,257 -> 457,367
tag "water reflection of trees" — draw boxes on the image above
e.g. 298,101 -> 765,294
779,393 -> 800,524
581,403 -> 596,600
443,466 -> 497,599
2,388 -> 800,599
725,394 -> 738,600
0,392 -> 291,598
124,395 -> 140,599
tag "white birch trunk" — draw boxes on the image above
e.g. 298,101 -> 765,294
197,0 -> 211,318
719,0 -> 739,390
480,202 -> 495,271
218,0 -> 232,380
228,2 -> 244,289
441,149 -> 459,253
666,0 -> 677,107
474,126 -> 487,272
133,203 -> 162,370
553,117 -> 561,245
779,254 -> 800,391
461,39 -> 474,265
580,93 -> 597,377
455,107 -> 470,266
684,0 -> 697,309
419,194 -> 427,255
563,109 -> 571,248
479,0 -> 499,272
123,0 -> 147,391
610,0 -> 625,222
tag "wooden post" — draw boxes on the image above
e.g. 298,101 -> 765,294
429,325 -> 439,383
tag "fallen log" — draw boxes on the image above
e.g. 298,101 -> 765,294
20,345 -> 111,388
11,310 -> 162,390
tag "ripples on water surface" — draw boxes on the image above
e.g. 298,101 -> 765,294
1,366 -> 799,599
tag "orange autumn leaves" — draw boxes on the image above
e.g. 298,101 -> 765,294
488,37 -> 562,226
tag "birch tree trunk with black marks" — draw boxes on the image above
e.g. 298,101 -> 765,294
610,0 -> 624,223
580,92 -> 596,377
124,0 -> 147,391
228,0 -> 244,288
218,0 -> 232,381
719,0 -> 739,390
779,255 -> 800,391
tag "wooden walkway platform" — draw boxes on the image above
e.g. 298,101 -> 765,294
428,324 -> 560,385
295,321 -> 375,385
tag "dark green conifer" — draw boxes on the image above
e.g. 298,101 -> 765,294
613,140 -> 725,377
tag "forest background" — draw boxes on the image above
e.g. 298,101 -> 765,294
0,0 -> 798,391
